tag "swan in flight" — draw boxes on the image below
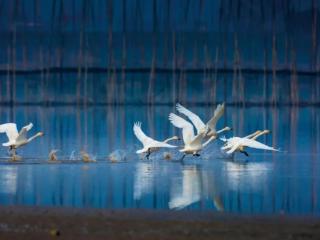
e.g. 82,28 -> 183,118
0,123 -> 43,160
169,113 -> 216,161
176,103 -> 231,138
221,130 -> 278,157
133,122 -> 178,160
221,129 -> 270,156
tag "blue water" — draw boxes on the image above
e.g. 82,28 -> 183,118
0,105 -> 319,215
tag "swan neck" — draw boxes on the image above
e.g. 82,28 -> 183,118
164,136 -> 176,143
216,127 -> 228,134
203,136 -> 216,147
251,131 -> 268,140
27,132 -> 42,143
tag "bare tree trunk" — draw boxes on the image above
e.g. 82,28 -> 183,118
290,48 -> 299,105
311,0 -> 318,70
172,32 -> 177,103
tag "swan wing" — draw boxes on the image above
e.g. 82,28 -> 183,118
150,141 -> 176,148
0,123 -> 19,142
16,123 -> 33,143
189,132 -> 204,147
207,103 -> 225,131
133,122 -> 154,146
241,138 -> 280,152
176,103 -> 206,134
226,142 -> 241,155
169,113 -> 195,145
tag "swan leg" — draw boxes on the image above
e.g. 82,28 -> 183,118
179,154 -> 186,162
10,148 -> 21,161
240,150 -> 249,157
146,149 -> 151,160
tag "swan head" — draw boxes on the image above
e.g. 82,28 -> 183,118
223,126 -> 232,132
262,129 -> 271,134
171,136 -> 181,141
37,132 -> 44,137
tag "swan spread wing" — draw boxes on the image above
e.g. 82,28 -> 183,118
176,103 -> 206,134
241,138 -> 279,151
16,123 -> 33,143
226,142 -> 241,154
169,113 -> 195,145
207,103 -> 225,131
150,140 -> 176,148
0,123 -> 19,142
133,122 -> 154,146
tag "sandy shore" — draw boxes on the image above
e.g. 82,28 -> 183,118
0,206 -> 319,239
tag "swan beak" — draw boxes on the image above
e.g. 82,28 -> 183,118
39,132 -> 44,136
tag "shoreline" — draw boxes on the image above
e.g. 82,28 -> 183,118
0,206 -> 319,239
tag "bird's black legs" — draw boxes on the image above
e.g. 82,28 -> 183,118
240,150 -> 249,157
179,154 -> 186,162
193,153 -> 200,157
9,148 -> 21,161
146,149 -> 151,160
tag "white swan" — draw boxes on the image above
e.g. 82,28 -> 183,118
221,130 -> 278,157
176,103 -> 231,138
133,122 -> 178,159
0,123 -> 43,160
169,113 -> 216,160
221,130 -> 271,156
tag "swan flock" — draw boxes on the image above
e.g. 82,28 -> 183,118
0,103 -> 279,162
134,103 -> 280,160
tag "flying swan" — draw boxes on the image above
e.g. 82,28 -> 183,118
221,129 -> 270,156
133,122 -> 178,159
0,123 -> 44,160
169,113 -> 216,161
176,102 -> 231,138
221,130 -> 278,157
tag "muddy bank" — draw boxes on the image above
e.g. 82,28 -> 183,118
0,206 -> 319,239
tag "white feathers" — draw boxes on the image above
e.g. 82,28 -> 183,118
176,103 -> 206,134
133,122 -> 176,155
206,103 -> 225,132
168,113 -> 195,145
0,122 -> 43,150
176,103 -> 228,136
222,136 -> 279,155
0,123 -> 19,143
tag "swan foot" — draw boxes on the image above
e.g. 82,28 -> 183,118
240,150 -> 249,157
193,153 -> 200,157
146,149 -> 151,160
179,154 -> 186,162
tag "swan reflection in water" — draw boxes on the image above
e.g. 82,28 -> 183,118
169,165 -> 201,210
224,161 -> 272,192
0,166 -> 18,195
133,161 -> 154,200
169,164 -> 225,211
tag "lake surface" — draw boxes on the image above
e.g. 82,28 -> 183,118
0,105 -> 319,215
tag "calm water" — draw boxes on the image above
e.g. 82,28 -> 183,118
0,105 -> 319,215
